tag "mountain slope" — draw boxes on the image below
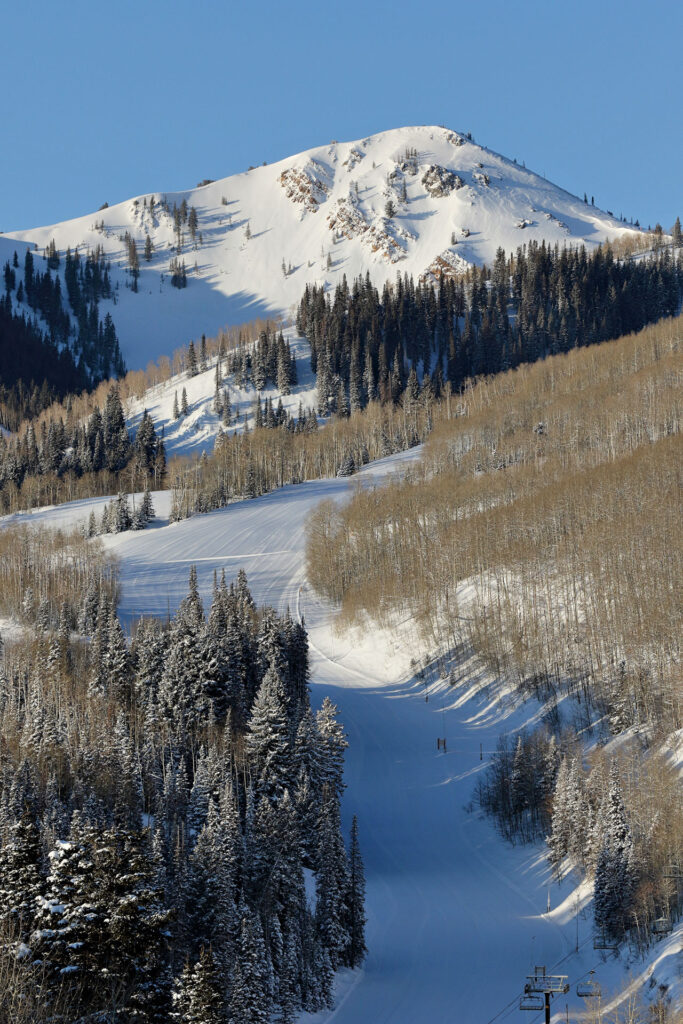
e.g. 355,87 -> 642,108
4,126 -> 637,369
9,452 -> 680,1023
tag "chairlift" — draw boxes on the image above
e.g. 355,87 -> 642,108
577,971 -> 601,999
520,994 -> 545,1011
653,916 -> 672,936
593,929 -> 618,951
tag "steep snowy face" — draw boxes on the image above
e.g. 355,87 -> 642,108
5,125 -> 636,368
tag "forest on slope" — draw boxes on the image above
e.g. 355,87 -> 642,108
2,236 -> 680,521
306,314 -> 682,953
1,247 -> 125,429
0,526 -> 366,1021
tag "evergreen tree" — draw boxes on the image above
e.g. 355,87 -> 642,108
345,815 -> 367,967
174,948 -> 224,1024
315,797 -> 350,968
247,666 -> 293,804
0,810 -> 43,941
228,909 -> 270,1024
187,341 -> 199,378
593,764 -> 636,939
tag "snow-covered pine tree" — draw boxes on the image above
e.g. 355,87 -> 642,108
277,337 -> 292,395
0,810 -> 43,942
345,815 -> 367,967
174,947 -> 225,1024
315,796 -> 350,968
247,665 -> 293,804
228,907 -> 271,1024
140,485 -> 155,525
547,757 -> 571,876
316,697 -> 347,803
593,763 -> 636,940
187,341 -> 199,378
106,612 -> 131,704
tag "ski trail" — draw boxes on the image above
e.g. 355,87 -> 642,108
21,450 -> 610,1022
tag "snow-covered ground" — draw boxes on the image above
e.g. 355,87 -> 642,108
11,449 -> 681,1022
2,125 -> 637,369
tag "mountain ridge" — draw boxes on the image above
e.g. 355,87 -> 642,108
2,125 -> 637,369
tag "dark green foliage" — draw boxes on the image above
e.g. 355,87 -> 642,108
0,244 -> 124,430
346,815 -> 367,967
169,257 -> 187,288
297,243 -> 682,408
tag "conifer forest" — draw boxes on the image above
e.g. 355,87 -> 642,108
0,552 -> 366,1022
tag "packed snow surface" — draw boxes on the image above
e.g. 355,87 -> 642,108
3,125 -> 637,369
15,450 -> 680,1023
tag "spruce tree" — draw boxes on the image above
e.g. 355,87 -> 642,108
593,764 -> 636,939
247,666 -> 293,804
175,948 -> 224,1024
0,810 -> 43,941
228,909 -> 270,1024
345,815 -> 367,967
187,341 -> 199,378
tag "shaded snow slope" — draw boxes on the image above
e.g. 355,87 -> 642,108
12,450 -> 680,1022
4,126 -> 637,369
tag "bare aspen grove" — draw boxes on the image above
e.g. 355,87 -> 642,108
306,314 -> 682,730
306,313 -> 682,959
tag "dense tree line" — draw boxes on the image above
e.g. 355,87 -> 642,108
0,524 -> 118,633
296,243 -> 682,413
225,329 -> 298,395
0,296 -> 82,429
478,729 -> 682,951
1,247 -> 125,428
0,386 -> 165,513
476,731 -> 559,844
0,566 -> 366,1021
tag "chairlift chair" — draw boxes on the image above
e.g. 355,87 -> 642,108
520,994 -> 545,1011
577,972 -> 601,998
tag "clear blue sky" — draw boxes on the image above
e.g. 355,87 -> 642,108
3,0 -> 681,232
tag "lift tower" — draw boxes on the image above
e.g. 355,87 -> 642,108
520,965 -> 569,1024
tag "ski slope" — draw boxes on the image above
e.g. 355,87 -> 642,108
4,125 -> 637,369
15,450 -> 681,1023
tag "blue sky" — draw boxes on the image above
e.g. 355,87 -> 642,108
3,0 -> 681,232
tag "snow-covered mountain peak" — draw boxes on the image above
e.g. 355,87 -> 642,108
3,125 -> 638,369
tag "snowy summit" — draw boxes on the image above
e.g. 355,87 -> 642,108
2,125 -> 636,369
